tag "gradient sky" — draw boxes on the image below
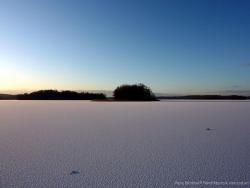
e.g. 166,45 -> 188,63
1,0 -> 250,94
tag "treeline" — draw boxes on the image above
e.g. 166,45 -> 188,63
0,94 -> 16,100
158,95 -> 249,100
17,90 -> 106,100
114,84 -> 157,101
1,85 -> 250,101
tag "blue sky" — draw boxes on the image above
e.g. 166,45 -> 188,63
0,0 -> 250,94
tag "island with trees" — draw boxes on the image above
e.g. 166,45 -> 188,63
16,90 -> 106,100
158,95 -> 249,100
0,84 -> 250,101
0,94 -> 16,100
113,84 -> 157,101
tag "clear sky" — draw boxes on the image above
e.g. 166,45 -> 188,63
1,0 -> 250,94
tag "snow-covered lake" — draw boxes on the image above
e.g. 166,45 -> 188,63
0,101 -> 249,187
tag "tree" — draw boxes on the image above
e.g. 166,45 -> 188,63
17,90 -> 106,100
113,84 -> 157,101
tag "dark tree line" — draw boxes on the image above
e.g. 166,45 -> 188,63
0,94 -> 16,100
17,90 -> 106,100
1,84 -> 250,101
158,95 -> 249,100
113,84 -> 157,101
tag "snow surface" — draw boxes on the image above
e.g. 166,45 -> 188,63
0,101 -> 249,187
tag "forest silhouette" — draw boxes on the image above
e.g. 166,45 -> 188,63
0,84 -> 250,100
113,84 -> 157,101
17,90 -> 106,100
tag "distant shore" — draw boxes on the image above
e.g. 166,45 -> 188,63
1,88 -> 250,101
1,94 -> 249,101
157,95 -> 249,100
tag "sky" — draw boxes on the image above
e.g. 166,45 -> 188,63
0,0 -> 250,95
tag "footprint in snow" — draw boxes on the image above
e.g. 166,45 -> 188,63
70,170 -> 80,175
206,128 -> 215,131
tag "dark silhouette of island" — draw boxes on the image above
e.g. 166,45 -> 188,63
113,84 -> 157,101
158,95 -> 249,100
1,85 -> 250,101
16,90 -> 106,100
0,94 -> 16,100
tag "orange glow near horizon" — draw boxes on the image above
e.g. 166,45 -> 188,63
0,66 -> 107,93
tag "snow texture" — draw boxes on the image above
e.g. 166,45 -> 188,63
0,101 -> 249,187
